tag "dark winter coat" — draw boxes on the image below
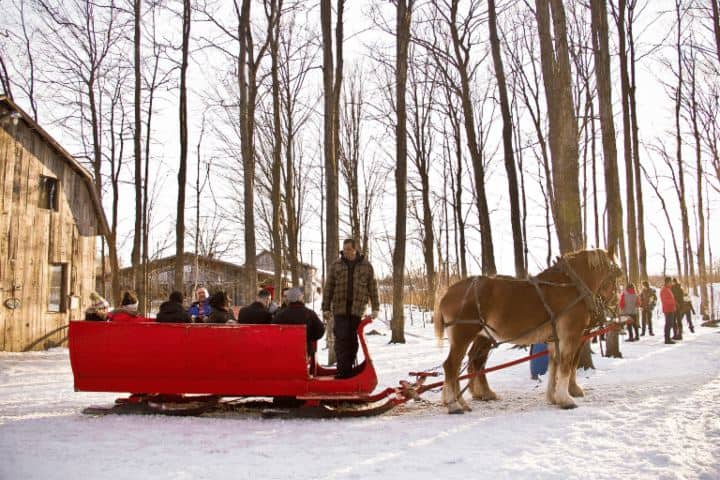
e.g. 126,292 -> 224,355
322,253 -> 380,318
671,284 -> 684,306
273,302 -> 326,357
84,310 -> 107,321
205,307 -> 236,324
639,287 -> 657,310
156,301 -> 191,323
237,302 -> 272,324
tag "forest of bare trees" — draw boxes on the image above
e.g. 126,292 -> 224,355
1,0 -> 719,346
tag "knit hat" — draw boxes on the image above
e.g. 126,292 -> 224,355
89,291 -> 110,310
286,288 -> 304,303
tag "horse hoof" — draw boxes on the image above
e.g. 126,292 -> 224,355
569,387 -> 585,398
447,403 -> 465,414
559,400 -> 578,409
472,392 -> 498,401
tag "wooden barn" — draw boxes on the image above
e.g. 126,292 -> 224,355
0,96 -> 109,351
113,253 -> 278,312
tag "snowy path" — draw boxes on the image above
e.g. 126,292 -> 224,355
1,319 -> 719,480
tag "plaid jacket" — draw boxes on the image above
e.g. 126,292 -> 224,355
322,255 -> 380,318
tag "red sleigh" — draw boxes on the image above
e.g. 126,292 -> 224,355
68,316 -> 390,416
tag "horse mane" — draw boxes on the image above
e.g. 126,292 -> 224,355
547,249 -> 611,272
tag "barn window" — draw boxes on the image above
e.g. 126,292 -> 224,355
48,264 -> 66,312
39,176 -> 59,211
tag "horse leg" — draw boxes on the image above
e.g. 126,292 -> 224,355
568,343 -> 585,398
553,337 -> 581,409
442,327 -> 474,414
546,343 -> 558,405
467,336 -> 498,401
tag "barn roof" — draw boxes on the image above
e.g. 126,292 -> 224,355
0,95 -> 110,236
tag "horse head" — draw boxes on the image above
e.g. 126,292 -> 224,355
560,249 -> 623,310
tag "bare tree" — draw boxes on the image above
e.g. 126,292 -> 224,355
671,0 -> 694,289
419,0 -> 497,274
407,44 -> 436,319
35,0 -> 129,304
684,45 -> 709,314
321,0 -> 343,287
712,0 -> 720,64
590,0 -> 623,262
264,0 -> 284,295
132,0 -> 144,309
535,0 -> 582,253
391,0 -> 413,344
488,0 -> 525,277
340,65 -> 364,251
171,0 -> 191,298
611,0 -> 638,283
321,0 -> 344,360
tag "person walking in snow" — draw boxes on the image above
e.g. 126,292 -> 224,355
677,283 -> 695,334
322,238 -> 380,379
660,277 -> 677,345
620,284 -> 640,342
639,281 -> 657,336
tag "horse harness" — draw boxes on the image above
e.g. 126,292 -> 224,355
448,257 -> 620,359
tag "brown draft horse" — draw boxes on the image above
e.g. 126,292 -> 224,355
433,249 -> 622,414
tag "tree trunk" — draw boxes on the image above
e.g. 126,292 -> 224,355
488,0 -> 525,278
321,0 -> 342,361
268,0 -> 284,296
626,2 -> 647,280
176,0 -> 191,297
604,326 -> 622,358
238,0 -> 258,304
133,0 -> 144,309
712,0 -> 720,65
671,1 -> 693,290
537,0 -> 588,366
535,0 -> 582,253
449,1 -> 496,275
590,0 -> 623,263
391,0 -> 412,344
687,52 -> 708,314
616,0 -> 638,284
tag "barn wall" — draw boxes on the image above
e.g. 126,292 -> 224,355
0,110 -> 99,351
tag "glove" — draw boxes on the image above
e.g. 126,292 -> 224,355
371,310 -> 379,319
323,311 -> 332,322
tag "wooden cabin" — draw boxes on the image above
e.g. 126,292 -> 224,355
0,96 -> 109,351
114,253 -> 279,312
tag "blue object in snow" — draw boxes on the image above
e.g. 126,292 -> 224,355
530,343 -> 549,377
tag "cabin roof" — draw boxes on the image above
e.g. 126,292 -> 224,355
0,95 -> 110,236
118,253 -> 246,274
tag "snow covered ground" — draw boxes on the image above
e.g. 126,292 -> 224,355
1,307 -> 719,480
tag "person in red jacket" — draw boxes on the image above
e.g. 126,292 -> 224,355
659,277 -> 677,345
108,290 -> 144,323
